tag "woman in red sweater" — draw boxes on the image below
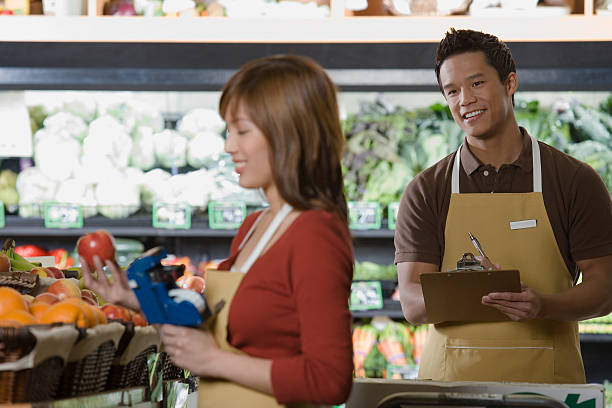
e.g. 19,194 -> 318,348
82,55 -> 354,407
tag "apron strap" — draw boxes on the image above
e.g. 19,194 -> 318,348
236,203 -> 293,274
451,135 -> 542,194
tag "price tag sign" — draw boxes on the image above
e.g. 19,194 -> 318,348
348,201 -> 381,230
153,203 -> 191,230
388,202 -> 400,230
44,202 -> 83,229
208,201 -> 246,229
0,201 -> 4,228
386,364 -> 419,380
349,281 -> 383,311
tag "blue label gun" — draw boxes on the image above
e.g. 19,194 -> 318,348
127,246 -> 209,326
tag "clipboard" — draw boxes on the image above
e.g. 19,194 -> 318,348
420,269 -> 521,324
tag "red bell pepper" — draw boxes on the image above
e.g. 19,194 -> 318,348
14,245 -> 48,258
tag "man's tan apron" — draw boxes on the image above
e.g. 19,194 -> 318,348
198,204 -> 314,408
418,136 -> 585,384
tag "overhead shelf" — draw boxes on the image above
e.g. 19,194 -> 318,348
1,15 -> 612,43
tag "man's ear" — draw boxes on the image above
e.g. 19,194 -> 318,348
505,72 -> 518,97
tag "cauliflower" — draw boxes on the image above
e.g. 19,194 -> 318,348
61,93 -> 98,123
42,112 -> 88,142
105,99 -> 164,134
153,129 -> 187,169
177,108 -> 225,138
95,170 -> 141,219
16,167 -> 58,218
154,170 -> 215,210
140,168 -> 172,207
34,133 -> 81,182
54,178 -> 98,217
130,126 -> 157,171
83,116 -> 133,170
187,131 -> 225,168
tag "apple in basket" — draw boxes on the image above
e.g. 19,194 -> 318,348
45,266 -> 65,279
182,275 -> 205,294
101,304 -> 131,322
77,230 -> 116,267
47,279 -> 81,301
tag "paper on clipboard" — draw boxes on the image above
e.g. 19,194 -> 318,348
420,269 -> 521,324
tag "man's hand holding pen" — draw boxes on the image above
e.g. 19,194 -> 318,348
469,232 -> 543,321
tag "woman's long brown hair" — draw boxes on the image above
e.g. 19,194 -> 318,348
219,54 -> 348,223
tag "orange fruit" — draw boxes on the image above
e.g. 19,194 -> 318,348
63,298 -> 97,327
0,287 -> 28,316
0,309 -> 37,325
95,307 -> 107,325
29,303 -> 51,322
0,318 -> 24,327
40,301 -> 89,328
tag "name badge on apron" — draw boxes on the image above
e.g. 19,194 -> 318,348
509,219 -> 537,230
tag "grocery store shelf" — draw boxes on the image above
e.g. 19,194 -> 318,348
352,299 -> 403,318
0,215 -> 396,239
579,333 -> 612,343
1,15 -> 612,43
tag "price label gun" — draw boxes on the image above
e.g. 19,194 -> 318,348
127,246 -> 210,326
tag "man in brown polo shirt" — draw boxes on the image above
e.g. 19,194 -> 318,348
395,28 -> 612,383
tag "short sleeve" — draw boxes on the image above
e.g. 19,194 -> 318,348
394,173 -> 443,267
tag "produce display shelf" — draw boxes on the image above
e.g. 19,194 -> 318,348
352,299 -> 404,319
0,15 -> 612,43
0,215 -> 396,239
578,333 -> 612,343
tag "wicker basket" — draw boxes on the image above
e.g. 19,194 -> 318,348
0,324 -> 79,403
0,272 -> 39,295
160,351 -> 185,381
56,322 -> 125,398
106,324 -> 160,390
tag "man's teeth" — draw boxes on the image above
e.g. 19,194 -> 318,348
465,110 -> 484,119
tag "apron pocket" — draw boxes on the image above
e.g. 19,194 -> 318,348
444,338 -> 554,383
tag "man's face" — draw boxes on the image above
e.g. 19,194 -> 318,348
439,51 -> 516,140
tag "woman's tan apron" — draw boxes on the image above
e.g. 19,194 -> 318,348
198,205 -> 313,408
418,136 -> 585,384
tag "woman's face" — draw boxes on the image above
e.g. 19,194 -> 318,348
224,103 -> 274,192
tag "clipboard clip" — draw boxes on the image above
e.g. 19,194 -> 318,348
456,252 -> 483,271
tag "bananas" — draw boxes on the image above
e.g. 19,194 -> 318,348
1,238 -> 41,271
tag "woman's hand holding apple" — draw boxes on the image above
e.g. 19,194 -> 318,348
78,230 -> 140,311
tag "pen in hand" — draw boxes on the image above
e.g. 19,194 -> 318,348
468,232 -> 486,258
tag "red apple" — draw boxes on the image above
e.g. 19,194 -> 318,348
80,288 -> 98,306
101,304 -> 131,322
33,292 -> 60,305
47,279 -> 81,300
132,312 -> 147,327
45,267 -> 65,279
182,275 -> 205,294
31,267 -> 52,278
77,230 -> 116,267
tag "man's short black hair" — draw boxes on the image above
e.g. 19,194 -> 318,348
435,28 -> 516,104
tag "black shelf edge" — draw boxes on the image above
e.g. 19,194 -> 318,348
1,42 -> 611,91
0,215 -> 396,239
579,333 -> 612,343
352,299 -> 403,318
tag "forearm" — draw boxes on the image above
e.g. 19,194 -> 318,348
540,281 -> 612,321
399,282 -> 429,324
210,350 -> 274,395
539,256 -> 612,321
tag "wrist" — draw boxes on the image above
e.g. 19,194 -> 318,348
537,293 -> 551,319
208,348 -> 232,379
